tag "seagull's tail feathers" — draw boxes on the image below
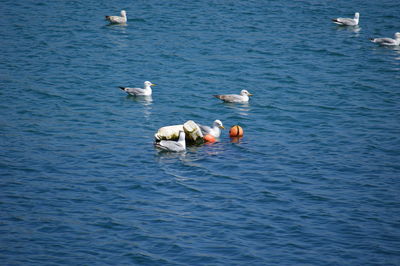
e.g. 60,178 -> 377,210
154,143 -> 168,151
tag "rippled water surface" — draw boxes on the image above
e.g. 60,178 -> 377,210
1,0 -> 400,265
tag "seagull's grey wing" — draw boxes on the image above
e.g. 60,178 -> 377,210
106,15 -> 125,24
106,15 -> 118,22
120,87 -> 145,96
373,38 -> 396,45
335,17 -> 356,26
199,124 -> 212,134
157,140 -> 184,152
214,94 -> 242,102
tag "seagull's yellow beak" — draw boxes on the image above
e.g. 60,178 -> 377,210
248,93 -> 253,96
220,125 -> 225,129
151,83 -> 156,86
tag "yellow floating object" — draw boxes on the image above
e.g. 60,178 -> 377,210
155,125 -> 183,141
155,120 -> 204,144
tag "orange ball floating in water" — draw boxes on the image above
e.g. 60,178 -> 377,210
229,125 -> 244,137
203,134 -> 216,143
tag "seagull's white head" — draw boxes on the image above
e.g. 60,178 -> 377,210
144,81 -> 155,87
213,120 -> 224,129
354,12 -> 360,20
395,32 -> 400,39
240,89 -> 253,96
121,10 -> 127,17
178,130 -> 186,141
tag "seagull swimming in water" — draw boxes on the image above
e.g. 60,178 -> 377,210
105,10 -> 127,24
214,89 -> 253,103
332,12 -> 360,26
119,81 -> 155,96
199,120 -> 224,138
155,130 -> 186,152
370,32 -> 400,46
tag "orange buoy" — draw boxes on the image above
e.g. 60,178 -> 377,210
229,125 -> 244,137
203,134 -> 216,143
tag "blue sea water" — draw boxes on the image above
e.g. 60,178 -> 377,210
1,0 -> 400,265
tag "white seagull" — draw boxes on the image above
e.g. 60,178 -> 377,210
155,130 -> 186,152
119,81 -> 155,96
370,32 -> 400,46
214,89 -> 253,103
199,120 -> 225,138
332,12 -> 360,26
105,10 -> 127,24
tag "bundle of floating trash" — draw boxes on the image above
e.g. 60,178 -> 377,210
153,120 -> 244,152
154,120 -> 212,152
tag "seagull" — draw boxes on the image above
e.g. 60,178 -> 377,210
214,89 -> 253,103
119,81 -> 155,96
105,10 -> 127,24
332,12 -> 360,26
370,32 -> 400,46
199,120 -> 224,138
155,130 -> 186,152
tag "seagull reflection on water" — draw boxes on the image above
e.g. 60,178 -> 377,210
335,25 -> 361,34
223,101 -> 251,116
125,95 -> 153,119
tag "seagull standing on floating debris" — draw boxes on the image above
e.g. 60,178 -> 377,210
332,12 -> 360,26
105,10 -> 127,24
119,81 -> 155,96
214,89 -> 253,103
199,120 -> 224,138
155,130 -> 186,152
370,32 -> 400,46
